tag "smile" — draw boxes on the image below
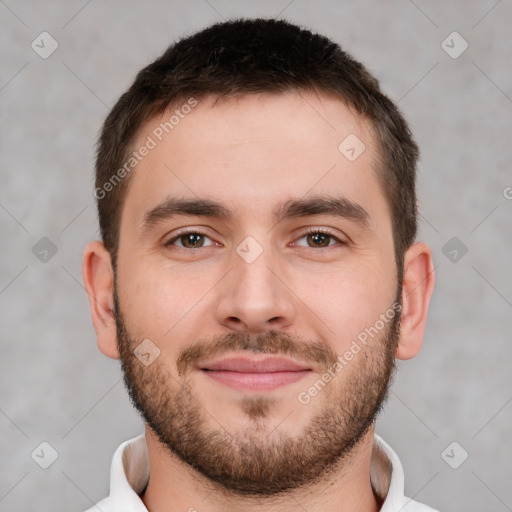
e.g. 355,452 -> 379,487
199,355 -> 312,391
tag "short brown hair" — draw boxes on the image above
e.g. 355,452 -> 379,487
95,18 -> 419,279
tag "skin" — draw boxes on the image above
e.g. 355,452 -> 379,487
83,90 -> 435,512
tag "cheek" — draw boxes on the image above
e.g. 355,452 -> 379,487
293,263 -> 396,352
117,257 -> 220,341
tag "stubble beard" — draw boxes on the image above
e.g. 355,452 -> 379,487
114,287 -> 400,496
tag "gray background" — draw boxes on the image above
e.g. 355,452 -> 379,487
1,1 -> 511,511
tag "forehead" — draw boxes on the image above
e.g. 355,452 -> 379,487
122,91 -> 388,230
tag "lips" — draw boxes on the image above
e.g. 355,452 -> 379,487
199,355 -> 312,391
202,356 -> 310,373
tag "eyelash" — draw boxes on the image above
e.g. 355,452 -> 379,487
164,227 -> 345,250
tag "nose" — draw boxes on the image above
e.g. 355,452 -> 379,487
214,245 -> 296,334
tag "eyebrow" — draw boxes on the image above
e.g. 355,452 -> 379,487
142,194 -> 370,231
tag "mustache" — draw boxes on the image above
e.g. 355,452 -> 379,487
176,330 -> 339,377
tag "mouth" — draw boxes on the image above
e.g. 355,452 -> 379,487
198,355 -> 313,391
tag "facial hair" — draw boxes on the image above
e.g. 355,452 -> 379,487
114,287 -> 401,496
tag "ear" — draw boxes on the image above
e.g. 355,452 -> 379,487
395,241 -> 435,360
82,241 -> 120,359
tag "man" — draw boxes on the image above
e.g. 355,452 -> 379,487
82,18 -> 437,511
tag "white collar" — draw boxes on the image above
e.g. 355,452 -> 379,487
88,433 -> 438,512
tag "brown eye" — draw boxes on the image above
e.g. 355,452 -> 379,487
295,229 -> 342,249
180,233 -> 205,248
306,232 -> 332,248
166,231 -> 214,249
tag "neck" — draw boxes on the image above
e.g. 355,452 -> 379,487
140,426 -> 380,512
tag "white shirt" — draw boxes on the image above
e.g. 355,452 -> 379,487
85,433 -> 439,512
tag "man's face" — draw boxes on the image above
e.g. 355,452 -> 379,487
114,91 -> 400,494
